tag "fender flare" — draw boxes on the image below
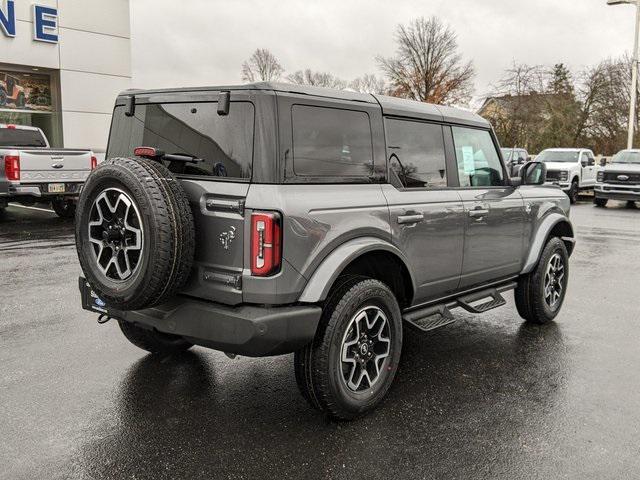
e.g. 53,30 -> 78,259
522,213 -> 575,274
298,236 -> 416,303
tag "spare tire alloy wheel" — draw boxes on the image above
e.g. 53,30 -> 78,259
340,306 -> 391,392
88,188 -> 143,281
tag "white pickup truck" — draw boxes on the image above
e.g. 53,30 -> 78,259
0,124 -> 95,218
536,148 -> 598,204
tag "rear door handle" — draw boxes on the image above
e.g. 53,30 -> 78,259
469,208 -> 489,218
397,213 -> 424,225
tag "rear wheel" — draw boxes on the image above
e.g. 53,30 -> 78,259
51,198 -> 76,218
515,237 -> 569,324
594,197 -> 608,208
294,277 -> 403,420
568,179 -> 579,204
118,320 -> 193,354
626,201 -> 637,209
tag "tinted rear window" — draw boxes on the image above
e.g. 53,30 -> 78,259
291,105 -> 373,178
108,102 -> 254,180
0,129 -> 47,147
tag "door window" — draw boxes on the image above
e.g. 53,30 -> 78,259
452,127 -> 505,187
385,118 -> 447,188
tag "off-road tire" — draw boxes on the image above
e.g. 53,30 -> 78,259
51,198 -> 76,218
118,320 -> 193,354
515,237 -> 569,324
75,157 -> 195,311
568,179 -> 579,204
294,277 -> 403,420
594,197 -> 608,208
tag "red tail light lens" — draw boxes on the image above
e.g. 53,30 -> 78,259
90,155 -> 97,169
4,155 -> 20,181
250,212 -> 282,276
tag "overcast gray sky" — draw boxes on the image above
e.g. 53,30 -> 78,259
131,0 -> 635,105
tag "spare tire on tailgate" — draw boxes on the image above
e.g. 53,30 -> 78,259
75,157 -> 195,311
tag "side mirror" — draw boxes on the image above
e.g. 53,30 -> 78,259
581,160 -> 588,167
519,161 -> 547,186
600,158 -> 607,167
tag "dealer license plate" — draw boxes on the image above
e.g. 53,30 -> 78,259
48,183 -> 66,193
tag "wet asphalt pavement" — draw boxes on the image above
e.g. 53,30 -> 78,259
1,200 -> 639,480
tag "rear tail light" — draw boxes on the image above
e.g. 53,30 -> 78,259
250,212 -> 282,276
91,155 -> 97,170
4,155 -> 20,181
134,146 -> 161,158
6,124 -> 16,129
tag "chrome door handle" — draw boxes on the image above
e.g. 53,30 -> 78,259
397,213 -> 424,225
469,208 -> 489,218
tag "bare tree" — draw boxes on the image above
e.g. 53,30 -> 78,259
241,48 -> 284,83
349,74 -> 388,95
377,16 -> 475,105
286,69 -> 347,89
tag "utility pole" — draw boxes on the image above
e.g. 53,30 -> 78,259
608,0 -> 640,149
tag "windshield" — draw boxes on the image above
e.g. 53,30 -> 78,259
107,101 -> 255,180
500,148 -> 514,161
0,128 -> 47,147
611,151 -> 640,164
536,150 -> 580,163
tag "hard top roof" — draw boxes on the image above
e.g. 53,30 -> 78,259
119,82 -> 489,128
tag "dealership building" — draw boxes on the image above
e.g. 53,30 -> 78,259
0,0 -> 131,156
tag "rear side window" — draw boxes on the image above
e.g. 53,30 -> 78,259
108,102 -> 254,180
452,127 -> 505,187
385,118 -> 447,188
0,129 -> 47,147
291,105 -> 373,178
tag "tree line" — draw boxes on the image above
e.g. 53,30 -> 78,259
241,16 -> 635,155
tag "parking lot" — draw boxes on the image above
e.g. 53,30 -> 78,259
1,199 -> 639,480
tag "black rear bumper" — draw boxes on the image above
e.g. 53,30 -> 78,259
79,278 -> 322,357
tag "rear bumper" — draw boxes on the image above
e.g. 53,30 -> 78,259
79,278 -> 322,357
594,184 -> 640,202
4,182 -> 82,198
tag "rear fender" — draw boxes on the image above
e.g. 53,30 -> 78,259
298,237 -> 416,303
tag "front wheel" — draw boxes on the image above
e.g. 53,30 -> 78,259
51,198 -> 76,218
515,237 -> 569,324
594,197 -> 608,208
294,277 -> 403,420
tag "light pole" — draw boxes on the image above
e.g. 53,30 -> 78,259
608,0 -> 640,149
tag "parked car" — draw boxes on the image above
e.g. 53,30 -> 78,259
0,124 -> 96,217
75,83 -> 575,420
594,149 -> 640,208
537,148 -> 598,203
500,147 -> 530,176
0,73 -> 26,108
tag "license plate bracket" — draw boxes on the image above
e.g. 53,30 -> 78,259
78,277 -> 110,314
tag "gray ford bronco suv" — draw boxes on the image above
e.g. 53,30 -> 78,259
75,83 -> 575,420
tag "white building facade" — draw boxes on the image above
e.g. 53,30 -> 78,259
0,0 -> 131,155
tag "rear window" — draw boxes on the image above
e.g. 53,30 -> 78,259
291,105 -> 373,178
108,102 -> 254,180
0,128 -> 47,147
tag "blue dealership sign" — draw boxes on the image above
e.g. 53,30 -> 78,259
0,1 -> 59,43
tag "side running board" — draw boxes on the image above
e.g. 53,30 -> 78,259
403,281 -> 517,333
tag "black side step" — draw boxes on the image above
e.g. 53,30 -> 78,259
402,281 -> 517,332
458,289 -> 507,314
403,304 -> 456,332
